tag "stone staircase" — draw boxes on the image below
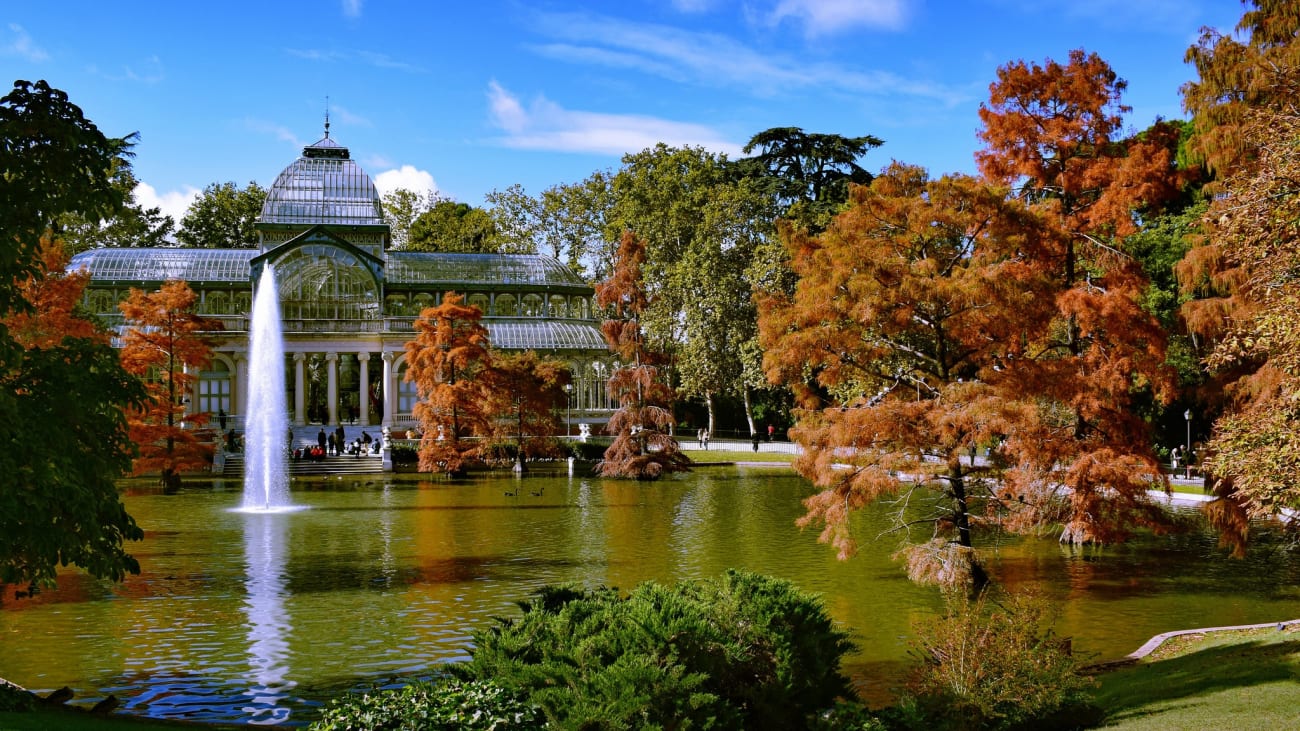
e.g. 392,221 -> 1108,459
220,424 -> 387,477
221,452 -> 384,477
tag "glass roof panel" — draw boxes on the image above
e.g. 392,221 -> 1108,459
387,253 -> 587,287
485,320 -> 608,351
68,248 -> 254,282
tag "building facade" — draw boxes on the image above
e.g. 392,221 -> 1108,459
69,133 -> 612,432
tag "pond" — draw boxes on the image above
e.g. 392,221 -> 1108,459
2,467 -> 1298,725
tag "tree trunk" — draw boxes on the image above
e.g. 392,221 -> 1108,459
742,385 -> 755,436
705,391 -> 716,437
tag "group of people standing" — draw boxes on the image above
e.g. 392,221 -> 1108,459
297,426 -> 377,461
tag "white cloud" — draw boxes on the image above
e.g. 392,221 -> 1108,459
244,118 -> 306,149
342,0 -> 363,18
133,181 -> 201,224
486,81 -> 744,158
5,23 -> 48,62
530,12 -> 960,103
87,55 -> 165,84
373,165 -> 438,198
767,0 -> 908,36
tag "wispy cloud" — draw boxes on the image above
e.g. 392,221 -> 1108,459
87,55 -> 165,84
765,0 -> 908,36
5,23 -> 48,62
486,81 -> 744,158
330,103 -> 372,128
244,118 -> 306,149
342,0 -> 363,19
528,11 -> 963,104
286,47 -> 426,73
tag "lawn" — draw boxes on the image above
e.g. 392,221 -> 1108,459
1092,624 -> 1300,730
688,448 -> 796,464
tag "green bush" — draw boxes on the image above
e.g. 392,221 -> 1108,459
388,444 -> 418,465
456,570 -> 860,729
895,591 -> 1098,731
310,677 -> 544,731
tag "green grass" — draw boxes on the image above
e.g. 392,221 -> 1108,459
1092,625 -> 1300,730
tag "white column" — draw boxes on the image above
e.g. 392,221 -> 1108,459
358,352 -> 371,426
293,352 -> 306,426
382,350 -> 395,426
326,351 -> 339,426
234,353 -> 248,418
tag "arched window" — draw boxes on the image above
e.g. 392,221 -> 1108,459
206,291 -> 230,315
549,294 -> 568,318
233,292 -> 252,314
522,294 -> 544,317
273,244 -> 379,320
494,294 -> 517,316
386,294 -> 408,316
412,293 -> 434,314
466,293 -> 489,314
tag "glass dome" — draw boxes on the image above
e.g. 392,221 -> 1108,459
259,136 -> 386,227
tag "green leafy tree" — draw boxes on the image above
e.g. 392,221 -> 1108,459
735,126 -> 883,232
610,144 -> 777,434
176,180 -> 266,248
408,199 -> 518,253
0,80 -> 145,596
56,167 -> 175,253
382,186 -> 435,250
486,172 -> 615,278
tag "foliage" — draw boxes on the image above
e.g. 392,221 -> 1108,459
735,126 -> 883,232
311,677 -> 545,731
486,173 -> 615,279
456,570 -> 860,730
594,231 -> 690,479
482,350 -> 570,464
118,280 -> 219,490
974,48 -> 1178,547
403,292 -> 495,474
382,187 -> 436,249
55,167 -> 175,252
610,143 -> 776,434
0,80 -> 145,597
899,591 -> 1097,731
0,80 -> 133,311
0,681 -> 35,712
176,180 -> 265,248
1174,0 -> 1300,546
759,164 -> 1040,581
408,199 -> 516,253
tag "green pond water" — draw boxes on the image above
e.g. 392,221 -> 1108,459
1,467 -> 1297,725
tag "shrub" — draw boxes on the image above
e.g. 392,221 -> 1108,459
457,570 -> 861,729
897,591 -> 1098,731
310,677 -> 544,731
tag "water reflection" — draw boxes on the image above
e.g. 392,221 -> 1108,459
0,473 -> 1295,726
241,512 -> 294,724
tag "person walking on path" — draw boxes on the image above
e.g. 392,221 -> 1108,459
751,432 -> 761,452
317,428 -> 327,453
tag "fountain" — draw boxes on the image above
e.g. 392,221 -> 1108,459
240,266 -> 293,512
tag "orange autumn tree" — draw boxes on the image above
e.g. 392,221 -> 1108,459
760,164 -> 1048,587
404,291 -> 495,475
119,279 -> 220,491
1175,0 -> 1300,549
484,350 -> 571,469
976,49 -> 1179,546
596,231 -> 690,480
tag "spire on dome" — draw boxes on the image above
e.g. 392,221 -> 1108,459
324,95 -> 331,139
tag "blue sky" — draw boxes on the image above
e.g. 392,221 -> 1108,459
5,1 -> 1242,225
